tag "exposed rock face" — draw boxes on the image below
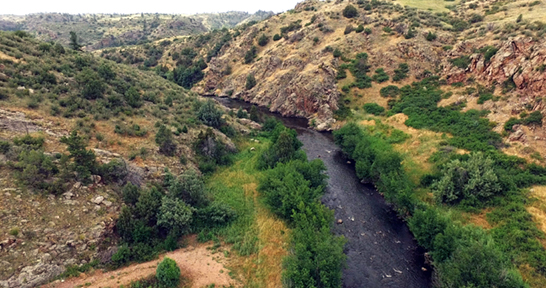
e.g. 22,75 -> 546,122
194,21 -> 340,131
0,263 -> 65,288
445,37 -> 546,97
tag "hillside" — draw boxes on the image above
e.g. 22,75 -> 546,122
0,11 -> 274,51
0,30 -> 263,288
97,0 -> 546,135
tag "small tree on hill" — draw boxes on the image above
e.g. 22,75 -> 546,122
197,100 -> 223,128
258,34 -> 269,46
60,130 -> 96,183
155,124 -> 177,156
343,4 -> 359,18
69,31 -> 83,51
246,74 -> 256,90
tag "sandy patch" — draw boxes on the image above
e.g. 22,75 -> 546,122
45,240 -> 238,288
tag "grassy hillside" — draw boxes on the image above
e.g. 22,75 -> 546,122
0,30 -> 264,287
0,11 -> 274,51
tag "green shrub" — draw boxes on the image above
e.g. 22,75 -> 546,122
432,152 -> 501,206
477,93 -> 493,104
363,103 -> 385,115
372,68 -> 389,83
342,4 -> 359,18
0,141 -> 10,154
246,73 -> 256,90
157,197 -> 194,235
392,63 -> 409,82
364,27 -> 372,34
380,85 -> 400,97
60,131 -> 96,183
155,124 -> 177,156
450,55 -> 471,69
197,100 -> 223,128
355,25 -> 364,33
258,34 -> 269,46
273,34 -> 281,41
156,258 -> 180,288
244,46 -> 258,64
426,31 -> 437,41
332,48 -> 342,58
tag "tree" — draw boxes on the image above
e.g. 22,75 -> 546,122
258,34 -> 269,46
249,106 -> 259,122
76,68 -> 105,100
236,107 -> 248,118
155,124 -> 177,156
168,169 -> 208,207
342,4 -> 359,18
432,152 -> 501,205
98,63 -> 116,80
69,31 -> 83,51
60,131 -> 96,182
426,31 -> 437,41
244,46 -> 258,64
125,87 -> 142,108
156,258 -> 181,288
197,100 -> 223,128
122,183 -> 141,206
157,197 -> 194,234
246,74 -> 256,90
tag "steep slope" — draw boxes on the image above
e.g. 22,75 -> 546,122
0,30 -> 259,288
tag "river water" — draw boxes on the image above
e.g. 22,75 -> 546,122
216,98 -> 431,288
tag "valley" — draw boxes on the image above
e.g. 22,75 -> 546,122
2,0 -> 546,287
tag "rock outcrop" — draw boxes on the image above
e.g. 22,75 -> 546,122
445,37 -> 546,97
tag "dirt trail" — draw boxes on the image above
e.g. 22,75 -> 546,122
45,241 -> 237,288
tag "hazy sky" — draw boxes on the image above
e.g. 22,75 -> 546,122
2,0 -> 303,15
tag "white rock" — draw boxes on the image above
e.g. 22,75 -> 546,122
92,196 -> 104,205
102,200 -> 112,207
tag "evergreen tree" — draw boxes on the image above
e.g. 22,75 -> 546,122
69,31 -> 83,51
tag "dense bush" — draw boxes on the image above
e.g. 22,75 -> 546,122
372,68 -> 389,83
156,258 -> 180,288
155,124 -> 177,156
257,126 -> 305,169
244,46 -> 258,64
392,63 -> 409,82
450,55 -> 471,69
258,34 -> 269,46
197,100 -> 223,128
343,4 -> 359,18
246,73 -> 256,90
432,152 -> 501,206
380,85 -> 400,97
258,123 -> 345,288
259,160 -> 326,220
363,103 -> 385,115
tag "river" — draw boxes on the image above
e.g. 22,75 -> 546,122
216,98 -> 431,288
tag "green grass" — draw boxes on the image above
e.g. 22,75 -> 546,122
203,137 -> 290,287
394,0 -> 460,12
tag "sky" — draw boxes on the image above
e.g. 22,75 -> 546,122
1,0 -> 303,15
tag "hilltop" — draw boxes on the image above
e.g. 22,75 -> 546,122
0,11 -> 274,51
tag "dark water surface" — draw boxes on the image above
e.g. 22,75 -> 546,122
216,98 -> 431,288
